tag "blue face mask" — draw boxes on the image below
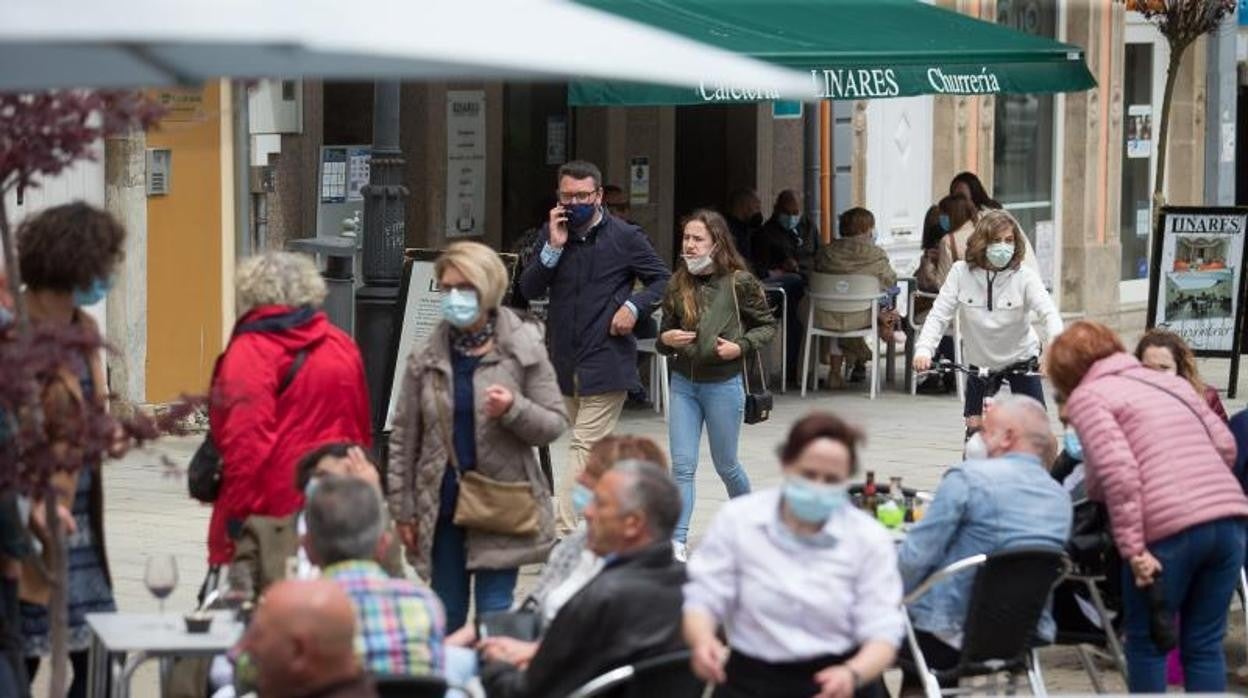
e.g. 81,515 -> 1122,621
565,203 -> 598,230
72,276 -> 112,307
571,483 -> 594,517
304,476 -> 322,501
938,214 -> 951,232
782,476 -> 849,525
0,306 -> 12,330
1064,429 -> 1084,462
441,288 -> 480,328
986,242 -> 1016,269
780,213 -> 801,232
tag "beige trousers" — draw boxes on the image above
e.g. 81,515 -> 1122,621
556,391 -> 627,534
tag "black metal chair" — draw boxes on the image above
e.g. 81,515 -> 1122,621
1049,498 -> 1126,693
902,547 -> 1070,697
373,673 -> 459,698
564,649 -> 705,698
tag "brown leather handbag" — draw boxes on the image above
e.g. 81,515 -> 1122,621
436,377 -> 539,536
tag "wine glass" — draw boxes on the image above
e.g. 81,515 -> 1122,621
144,554 -> 178,616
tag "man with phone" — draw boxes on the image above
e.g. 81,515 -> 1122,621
520,161 -> 670,535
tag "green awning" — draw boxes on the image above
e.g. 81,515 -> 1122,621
570,0 -> 1096,106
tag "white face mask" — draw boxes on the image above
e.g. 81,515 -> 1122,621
683,248 -> 715,276
964,432 -> 989,461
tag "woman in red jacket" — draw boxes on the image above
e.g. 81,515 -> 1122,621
1047,321 -> 1248,694
207,252 -> 371,566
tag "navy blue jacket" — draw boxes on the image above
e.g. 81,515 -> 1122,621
519,212 -> 670,396
1230,408 -> 1248,492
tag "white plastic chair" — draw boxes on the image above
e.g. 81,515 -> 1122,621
761,282 -> 788,394
636,310 -> 669,419
801,273 -> 882,399
909,288 -> 964,401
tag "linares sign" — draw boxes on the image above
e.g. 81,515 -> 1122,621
697,66 -> 1004,103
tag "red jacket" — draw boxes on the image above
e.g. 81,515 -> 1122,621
206,306 -> 371,564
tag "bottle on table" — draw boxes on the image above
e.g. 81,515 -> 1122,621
863,471 -> 878,513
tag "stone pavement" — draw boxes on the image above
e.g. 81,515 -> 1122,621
35,363 -> 1248,695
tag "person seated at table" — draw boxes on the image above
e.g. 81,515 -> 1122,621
228,443 -> 403,600
304,476 -> 449,679
446,434 -> 669,650
684,412 -> 904,698
812,207 -> 899,388
897,395 -> 1072,690
1049,401 -> 1123,639
752,190 -> 816,380
479,460 -> 686,698
235,579 -> 377,698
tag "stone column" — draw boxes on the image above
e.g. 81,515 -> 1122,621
104,130 -> 148,405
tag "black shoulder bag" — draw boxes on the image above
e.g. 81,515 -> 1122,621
729,273 -> 773,424
188,348 -> 309,503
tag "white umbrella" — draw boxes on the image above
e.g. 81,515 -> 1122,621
0,0 -> 811,97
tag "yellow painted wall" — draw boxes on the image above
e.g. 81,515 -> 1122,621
146,83 -> 225,402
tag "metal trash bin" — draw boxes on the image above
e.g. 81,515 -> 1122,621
288,237 -> 358,333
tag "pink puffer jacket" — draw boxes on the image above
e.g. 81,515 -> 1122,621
1066,352 -> 1248,558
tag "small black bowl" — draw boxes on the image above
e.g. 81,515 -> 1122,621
184,613 -> 213,634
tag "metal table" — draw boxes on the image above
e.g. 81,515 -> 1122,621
86,611 -> 243,698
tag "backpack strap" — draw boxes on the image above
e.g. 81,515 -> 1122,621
278,349 -> 309,395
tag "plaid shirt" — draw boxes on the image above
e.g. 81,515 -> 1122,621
323,560 -> 446,676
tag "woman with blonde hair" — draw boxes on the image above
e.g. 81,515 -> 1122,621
913,210 -> 1063,434
657,209 -> 776,557
388,241 -> 567,630
207,251 -> 371,568
1135,328 -> 1228,422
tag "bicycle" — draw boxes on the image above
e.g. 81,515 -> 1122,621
918,357 -> 1043,436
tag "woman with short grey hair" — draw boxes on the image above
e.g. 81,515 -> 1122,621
206,251 -> 371,568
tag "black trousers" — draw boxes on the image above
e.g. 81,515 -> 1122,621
714,649 -> 886,698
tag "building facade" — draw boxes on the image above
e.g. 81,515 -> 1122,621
94,2 -> 1235,405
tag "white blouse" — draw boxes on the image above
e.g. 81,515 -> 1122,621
683,488 -> 905,662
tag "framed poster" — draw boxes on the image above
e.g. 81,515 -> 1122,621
1147,206 -> 1248,396
384,249 -> 521,430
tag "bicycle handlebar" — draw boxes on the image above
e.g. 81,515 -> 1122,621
920,357 -> 1041,381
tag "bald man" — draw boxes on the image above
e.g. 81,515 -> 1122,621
237,579 -> 376,698
896,395 -> 1071,689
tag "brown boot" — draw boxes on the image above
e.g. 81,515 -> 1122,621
825,355 -> 846,389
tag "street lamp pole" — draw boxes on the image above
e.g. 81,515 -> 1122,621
356,81 -> 407,453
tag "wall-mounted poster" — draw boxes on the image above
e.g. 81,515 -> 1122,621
1127,104 -> 1152,159
1147,206 -> 1248,396
445,90 -> 487,238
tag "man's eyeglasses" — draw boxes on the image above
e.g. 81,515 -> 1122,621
557,189 -> 600,204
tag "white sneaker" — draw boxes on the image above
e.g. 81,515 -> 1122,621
672,541 -> 688,562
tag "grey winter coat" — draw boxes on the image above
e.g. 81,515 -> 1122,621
387,308 -> 568,580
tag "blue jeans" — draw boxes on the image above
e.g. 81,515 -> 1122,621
1120,517 -> 1246,693
670,372 -> 752,543
431,519 -> 519,631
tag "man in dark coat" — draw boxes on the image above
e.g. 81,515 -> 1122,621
480,461 -> 685,698
520,161 -> 670,535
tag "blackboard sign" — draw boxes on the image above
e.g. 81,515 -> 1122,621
1146,206 -> 1248,397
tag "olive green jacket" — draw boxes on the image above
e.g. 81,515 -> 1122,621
656,270 -> 777,383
